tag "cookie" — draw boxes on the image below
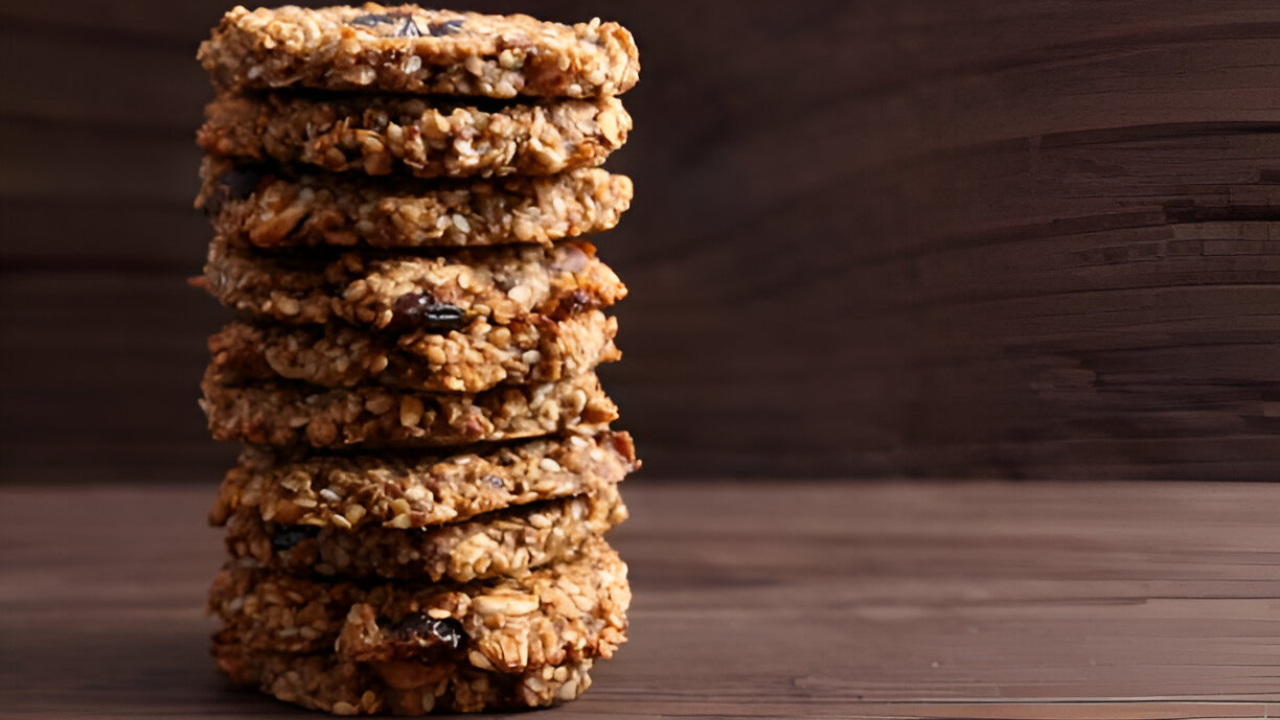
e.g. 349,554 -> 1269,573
208,310 -> 619,393
198,5 -> 639,99
223,480 -> 627,581
200,369 -> 618,448
211,431 -> 638,530
211,539 -> 628,667
198,239 -> 625,332
214,647 -> 593,715
210,542 -> 628,681
198,158 -> 633,250
197,92 -> 630,179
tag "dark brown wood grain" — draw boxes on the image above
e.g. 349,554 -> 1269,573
6,1 -> 1280,480
2,481 -> 1278,718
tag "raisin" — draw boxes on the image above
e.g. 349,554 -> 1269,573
203,165 -> 264,216
427,19 -> 464,36
350,13 -> 396,27
391,613 -> 464,649
554,289 -> 598,318
388,292 -> 468,332
395,16 -> 423,37
270,525 -> 320,552
221,166 -> 264,200
352,12 -> 424,37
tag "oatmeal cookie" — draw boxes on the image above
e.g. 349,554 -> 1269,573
213,647 -> 594,714
200,369 -> 618,448
223,481 -> 627,581
198,239 -> 624,331
210,539 -> 629,670
197,158 -> 633,249
208,311 -> 619,393
211,431 -> 638,530
197,92 -> 629,179
199,5 -> 639,99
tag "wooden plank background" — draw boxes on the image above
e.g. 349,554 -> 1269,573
5,1 -> 1280,482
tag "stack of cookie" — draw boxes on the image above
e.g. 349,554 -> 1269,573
191,5 -> 639,715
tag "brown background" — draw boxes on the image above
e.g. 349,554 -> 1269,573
5,1 -> 1280,483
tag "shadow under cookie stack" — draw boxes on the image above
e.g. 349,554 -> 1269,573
190,4 -> 640,715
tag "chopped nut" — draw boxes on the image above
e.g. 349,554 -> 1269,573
399,396 -> 425,428
473,594 -> 540,617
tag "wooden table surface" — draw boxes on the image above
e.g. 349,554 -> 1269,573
2,480 -> 1278,719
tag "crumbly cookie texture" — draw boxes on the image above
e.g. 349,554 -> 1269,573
198,92 -> 630,179
210,539 -> 629,670
211,431 -> 637,530
199,239 -> 625,331
201,369 -> 617,448
209,311 -> 619,393
223,481 -> 627,581
214,647 -> 594,715
198,4 -> 639,99
197,158 -> 633,249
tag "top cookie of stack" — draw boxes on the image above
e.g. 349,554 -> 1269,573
200,4 -> 638,98
193,5 -> 639,715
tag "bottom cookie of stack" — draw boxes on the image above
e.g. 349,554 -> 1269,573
215,649 -> 594,715
211,540 -> 628,715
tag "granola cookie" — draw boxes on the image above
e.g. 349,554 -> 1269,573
211,432 -> 638,530
200,369 -> 618,448
197,158 -> 633,249
197,92 -> 630,179
198,5 -> 639,99
211,540 -> 628,668
199,239 -> 624,332
223,481 -> 627,581
208,311 -> 619,393
213,647 -> 594,714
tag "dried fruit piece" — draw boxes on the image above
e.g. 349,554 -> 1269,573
388,293 -> 468,332
396,16 -> 423,38
270,525 -> 319,551
202,165 -> 265,217
391,613 -> 464,650
427,19 -> 464,36
350,13 -> 396,27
